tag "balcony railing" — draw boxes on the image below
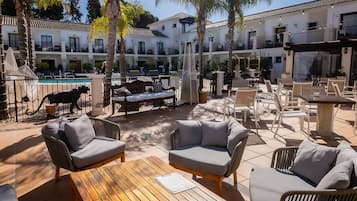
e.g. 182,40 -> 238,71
338,25 -> 357,39
34,44 -> 62,52
289,28 -> 337,44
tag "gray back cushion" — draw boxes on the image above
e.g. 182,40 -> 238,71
316,160 -> 353,190
153,82 -> 163,92
336,141 -> 357,164
200,120 -> 228,147
42,117 -> 69,143
351,158 -> 357,187
290,140 -> 338,185
227,118 -> 248,155
64,115 -> 96,151
176,120 -> 202,147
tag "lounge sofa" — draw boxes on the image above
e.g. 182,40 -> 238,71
111,80 -> 176,116
250,141 -> 357,201
169,118 -> 248,194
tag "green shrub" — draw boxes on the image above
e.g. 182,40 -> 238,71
68,63 -> 77,70
82,63 -> 92,73
36,62 -> 49,72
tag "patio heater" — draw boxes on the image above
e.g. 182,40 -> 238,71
180,42 -> 198,105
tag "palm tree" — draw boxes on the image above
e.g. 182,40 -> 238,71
15,0 -> 27,67
223,0 -> 270,80
15,0 -> 63,68
90,2 -> 143,107
103,0 -> 120,107
156,0 -> 221,91
0,0 -> 9,120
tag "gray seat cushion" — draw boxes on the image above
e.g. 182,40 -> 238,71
64,115 -> 96,151
169,146 -> 231,176
71,136 -> 125,168
0,184 -> 18,201
250,168 -> 315,201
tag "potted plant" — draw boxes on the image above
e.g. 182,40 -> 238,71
199,90 -> 208,103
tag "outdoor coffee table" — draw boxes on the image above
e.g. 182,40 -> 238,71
70,156 -> 223,201
299,95 -> 355,138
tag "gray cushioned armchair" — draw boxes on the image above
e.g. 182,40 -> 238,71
168,118 -> 248,194
250,147 -> 357,201
42,117 -> 125,181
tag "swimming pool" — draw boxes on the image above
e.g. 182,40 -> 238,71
38,78 -> 121,84
39,78 -> 91,84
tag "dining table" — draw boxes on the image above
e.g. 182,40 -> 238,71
299,95 -> 355,138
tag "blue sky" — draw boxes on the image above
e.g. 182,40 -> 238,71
80,0 -> 314,23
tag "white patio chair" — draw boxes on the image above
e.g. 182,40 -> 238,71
272,93 -> 310,137
224,89 -> 259,133
286,82 -> 313,106
333,83 -> 356,116
327,79 -> 345,96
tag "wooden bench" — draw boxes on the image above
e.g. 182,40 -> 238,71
111,80 -> 176,116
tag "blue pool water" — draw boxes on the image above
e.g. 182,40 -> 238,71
39,79 -> 91,84
39,78 -> 121,84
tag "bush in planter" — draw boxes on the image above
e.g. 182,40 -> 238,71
68,63 -> 77,71
82,63 -> 93,73
36,62 -> 49,72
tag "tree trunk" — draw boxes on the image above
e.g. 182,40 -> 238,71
119,35 -> 126,84
25,4 -> 33,69
0,12 -> 9,120
227,6 -> 235,85
227,7 -> 235,74
197,0 -> 206,91
103,0 -> 119,107
15,0 -> 27,67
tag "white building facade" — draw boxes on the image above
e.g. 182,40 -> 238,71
2,0 -> 357,82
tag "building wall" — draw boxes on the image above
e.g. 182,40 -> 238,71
2,0 -> 357,79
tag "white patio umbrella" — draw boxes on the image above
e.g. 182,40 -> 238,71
4,47 -> 23,78
180,42 -> 198,105
4,48 -> 39,100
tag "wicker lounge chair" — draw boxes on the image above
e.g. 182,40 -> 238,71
250,146 -> 357,201
42,116 -> 125,181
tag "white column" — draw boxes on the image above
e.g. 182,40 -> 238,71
61,41 -> 66,53
168,56 -> 172,70
341,47 -> 352,84
284,50 -> 294,78
31,40 -> 36,60
283,32 -> 290,47
90,75 -> 105,116
216,71 -> 224,96
253,36 -> 257,49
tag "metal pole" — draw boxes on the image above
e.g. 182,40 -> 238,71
13,80 -> 18,122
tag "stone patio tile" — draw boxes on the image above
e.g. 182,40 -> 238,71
246,144 -> 275,155
248,155 -> 272,167
237,161 -> 255,179
242,149 -> 261,161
